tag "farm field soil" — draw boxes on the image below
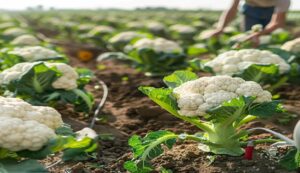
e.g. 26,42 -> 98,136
43,46 -> 299,173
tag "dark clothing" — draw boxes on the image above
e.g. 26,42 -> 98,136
241,4 -> 274,31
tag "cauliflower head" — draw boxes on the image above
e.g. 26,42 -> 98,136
173,75 -> 272,116
251,24 -> 263,32
146,22 -> 166,31
169,24 -> 196,34
126,22 -> 145,29
47,62 -> 79,90
205,49 -> 290,75
0,96 -> 63,129
0,96 -> 63,151
132,38 -> 183,53
8,46 -> 61,62
11,34 -> 41,46
0,116 -> 56,151
281,38 -> 300,54
3,28 -> 28,38
88,25 -> 115,36
0,62 -> 79,90
76,127 -> 98,140
77,24 -> 95,32
109,31 -> 146,44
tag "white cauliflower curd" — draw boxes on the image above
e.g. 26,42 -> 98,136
8,46 -> 61,62
169,24 -> 196,34
11,34 -> 41,46
0,62 -> 79,90
0,117 -> 56,151
146,22 -> 166,31
109,31 -> 146,44
132,38 -> 183,53
76,127 -> 98,140
77,24 -> 95,32
88,25 -> 115,35
0,96 -> 64,151
205,49 -> 290,75
0,96 -> 63,129
3,28 -> 28,38
47,63 -> 79,90
173,75 -> 272,116
281,38 -> 300,54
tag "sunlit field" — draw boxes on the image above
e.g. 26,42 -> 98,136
0,4 -> 299,173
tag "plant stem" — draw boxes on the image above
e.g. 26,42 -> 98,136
184,134 -> 221,147
182,117 -> 213,133
268,76 -> 288,92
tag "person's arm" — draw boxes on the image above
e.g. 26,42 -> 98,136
243,12 -> 287,47
203,0 -> 240,38
259,12 -> 286,35
216,0 -> 240,31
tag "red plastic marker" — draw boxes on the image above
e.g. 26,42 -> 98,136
244,141 -> 254,160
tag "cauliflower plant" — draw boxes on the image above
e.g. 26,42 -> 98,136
0,22 -> 16,31
281,38 -> 300,54
0,62 -> 79,90
174,75 -> 271,116
8,46 -> 62,62
132,38 -> 183,53
126,22 -> 145,29
11,34 -> 41,46
0,96 -> 63,151
137,70 -> 282,165
169,24 -> 196,34
109,31 -> 146,44
77,24 -> 96,33
3,28 -> 28,38
205,49 -> 290,75
88,25 -> 115,36
146,22 -> 166,32
0,61 -> 93,113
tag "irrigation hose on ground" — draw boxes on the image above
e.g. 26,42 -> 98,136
90,80 -> 109,129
